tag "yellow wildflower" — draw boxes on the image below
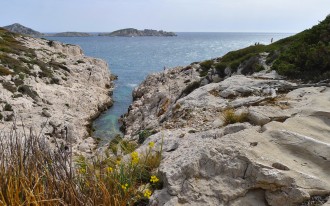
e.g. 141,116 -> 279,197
148,141 -> 155,148
150,175 -> 159,183
116,160 -> 121,165
131,151 -> 139,165
121,183 -> 129,191
106,167 -> 113,173
144,189 -> 152,199
79,168 -> 86,174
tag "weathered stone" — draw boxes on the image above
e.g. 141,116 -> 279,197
122,67 -> 330,205
0,36 -> 114,156
42,109 -> 52,117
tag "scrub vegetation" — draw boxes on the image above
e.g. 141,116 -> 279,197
197,16 -> 330,82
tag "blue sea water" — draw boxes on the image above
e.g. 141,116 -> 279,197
46,32 -> 292,141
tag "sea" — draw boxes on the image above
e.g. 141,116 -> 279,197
46,32 -> 292,141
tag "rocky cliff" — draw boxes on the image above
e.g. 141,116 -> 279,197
3,23 -> 43,36
99,28 -> 177,37
120,18 -> 330,206
0,28 -> 114,155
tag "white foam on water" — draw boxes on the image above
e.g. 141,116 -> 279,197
127,83 -> 138,88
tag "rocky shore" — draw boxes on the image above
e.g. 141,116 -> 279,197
119,17 -> 330,205
121,60 -> 330,205
0,28 -> 114,155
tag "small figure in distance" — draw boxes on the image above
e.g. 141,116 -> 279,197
271,38 -> 273,43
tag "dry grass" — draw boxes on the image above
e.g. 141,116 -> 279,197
157,98 -> 170,117
0,123 -> 163,206
221,108 -> 249,126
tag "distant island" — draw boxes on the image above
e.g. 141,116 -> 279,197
45,32 -> 92,37
2,24 -> 176,38
3,23 -> 43,36
99,28 -> 177,37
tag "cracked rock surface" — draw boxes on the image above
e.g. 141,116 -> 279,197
123,66 -> 330,205
0,36 -> 114,155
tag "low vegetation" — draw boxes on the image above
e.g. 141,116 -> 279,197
0,125 -> 163,205
3,103 -> 13,111
221,108 -> 249,126
197,15 -> 330,82
138,129 -> 157,144
0,27 -> 73,83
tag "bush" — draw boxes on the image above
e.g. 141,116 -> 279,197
214,62 -> 227,77
109,135 -> 138,155
17,85 -> 39,101
199,60 -> 214,76
179,81 -> 200,99
3,103 -> 13,111
138,130 -> 155,144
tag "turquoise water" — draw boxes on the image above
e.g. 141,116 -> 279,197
46,32 -> 291,140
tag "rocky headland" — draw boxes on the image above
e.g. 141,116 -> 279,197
3,23 -> 43,37
99,28 -> 177,37
0,27 -> 114,155
120,16 -> 330,205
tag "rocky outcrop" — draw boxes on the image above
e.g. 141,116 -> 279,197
122,62 -> 330,205
99,28 -> 177,37
3,23 -> 43,36
0,29 -> 114,155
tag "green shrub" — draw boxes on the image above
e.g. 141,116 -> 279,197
50,61 -> 70,73
199,60 -> 214,76
3,103 -> 13,111
0,54 -> 30,74
254,64 -> 265,72
214,62 -> 227,77
179,81 -> 200,98
17,85 -> 39,101
109,135 -> 138,155
270,16 -> 330,81
138,130 -> 155,144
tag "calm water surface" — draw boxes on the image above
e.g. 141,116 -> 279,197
47,32 -> 292,141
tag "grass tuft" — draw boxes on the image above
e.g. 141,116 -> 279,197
221,108 -> 249,126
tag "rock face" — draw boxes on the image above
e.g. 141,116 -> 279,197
46,32 -> 92,37
0,29 -> 114,155
122,62 -> 330,205
3,23 -> 43,36
99,28 -> 177,37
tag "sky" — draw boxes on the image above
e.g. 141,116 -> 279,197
1,0 -> 329,33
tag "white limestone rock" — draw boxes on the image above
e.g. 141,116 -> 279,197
0,36 -> 114,155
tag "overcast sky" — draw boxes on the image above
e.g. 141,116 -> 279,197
1,0 -> 329,33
